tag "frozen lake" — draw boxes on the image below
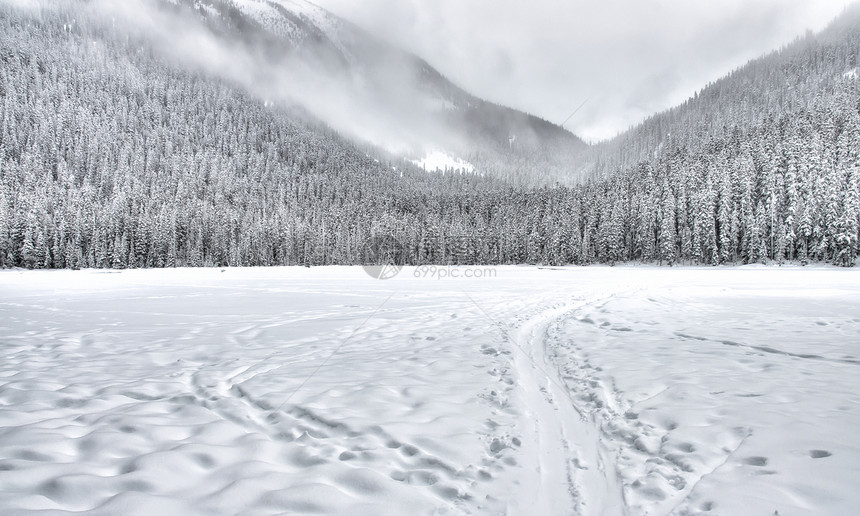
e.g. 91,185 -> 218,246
1,266 -> 858,515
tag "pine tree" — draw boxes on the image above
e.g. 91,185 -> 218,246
21,226 -> 37,269
659,179 -> 677,266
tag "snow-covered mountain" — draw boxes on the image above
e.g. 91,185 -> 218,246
1,0 -> 857,270
152,0 -> 585,180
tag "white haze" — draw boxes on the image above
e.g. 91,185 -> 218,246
18,0 -> 853,160
92,0 -> 459,155
316,0 -> 852,142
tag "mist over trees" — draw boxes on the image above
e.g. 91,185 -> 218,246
581,7 -> 860,180
0,1 -> 858,269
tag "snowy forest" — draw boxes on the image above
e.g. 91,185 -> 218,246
1,1 -> 859,269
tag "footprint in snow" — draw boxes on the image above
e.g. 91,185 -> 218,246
742,456 -> 768,467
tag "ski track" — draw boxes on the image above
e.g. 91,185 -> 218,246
507,294 -> 628,516
530,294 -> 749,516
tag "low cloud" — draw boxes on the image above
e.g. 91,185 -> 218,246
90,0 -> 461,155
316,0 -> 850,141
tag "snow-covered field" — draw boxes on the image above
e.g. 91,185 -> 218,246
0,266 -> 858,515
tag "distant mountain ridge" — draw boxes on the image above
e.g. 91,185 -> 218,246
579,3 -> 860,179
156,0 -> 586,183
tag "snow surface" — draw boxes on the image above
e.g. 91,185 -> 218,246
0,266 -> 858,515
411,151 -> 475,173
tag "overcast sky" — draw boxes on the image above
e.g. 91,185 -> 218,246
314,0 -> 851,142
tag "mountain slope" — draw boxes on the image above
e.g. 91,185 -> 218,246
145,0 -> 587,184
578,4 -> 860,180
